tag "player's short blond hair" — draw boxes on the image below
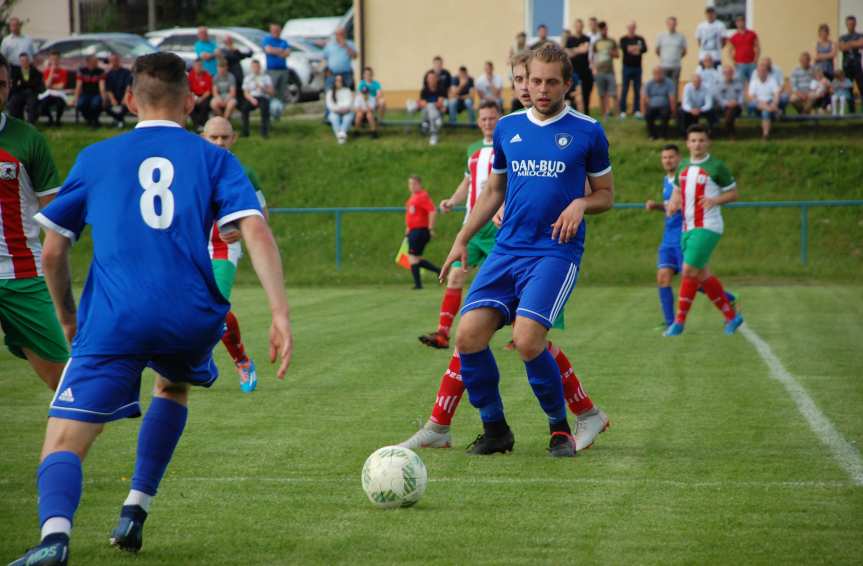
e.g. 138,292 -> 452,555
527,43 -> 573,82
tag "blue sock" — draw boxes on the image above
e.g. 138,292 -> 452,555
131,397 -> 188,496
725,290 -> 736,303
459,348 -> 504,423
38,451 -> 82,527
524,349 -> 567,425
659,286 -> 675,326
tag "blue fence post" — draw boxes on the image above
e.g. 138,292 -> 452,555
800,205 -> 809,266
335,210 -> 343,270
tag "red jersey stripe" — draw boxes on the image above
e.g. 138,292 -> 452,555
0,157 -> 38,278
210,224 -> 229,260
694,168 -> 706,228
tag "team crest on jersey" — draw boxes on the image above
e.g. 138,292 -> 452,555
0,162 -> 17,181
697,174 -> 707,184
555,133 -> 573,149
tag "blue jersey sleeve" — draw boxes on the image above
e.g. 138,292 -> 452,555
491,123 -> 507,174
211,150 -> 264,227
34,158 -> 88,242
586,125 -> 612,177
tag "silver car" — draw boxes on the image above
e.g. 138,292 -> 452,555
146,27 -> 324,103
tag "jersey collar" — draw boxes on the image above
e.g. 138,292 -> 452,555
135,120 -> 183,129
0,113 -> 6,133
690,153 -> 710,164
527,105 -> 568,127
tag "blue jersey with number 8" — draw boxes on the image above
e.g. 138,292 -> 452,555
35,121 -> 263,357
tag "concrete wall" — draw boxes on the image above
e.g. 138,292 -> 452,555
9,0 -> 73,41
753,0 -> 839,78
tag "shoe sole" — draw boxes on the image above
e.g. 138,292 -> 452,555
420,441 -> 451,448
418,335 -> 448,349
110,538 -> 141,554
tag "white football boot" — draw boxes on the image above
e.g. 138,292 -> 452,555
398,420 -> 452,449
573,408 -> 610,451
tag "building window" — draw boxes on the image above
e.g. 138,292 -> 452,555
710,0 -> 750,28
525,0 -> 566,38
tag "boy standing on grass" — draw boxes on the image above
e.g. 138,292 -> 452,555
405,175 -> 440,289
665,124 -> 743,336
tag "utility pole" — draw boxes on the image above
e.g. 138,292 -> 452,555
147,0 -> 156,31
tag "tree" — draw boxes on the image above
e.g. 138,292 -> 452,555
200,0 -> 352,29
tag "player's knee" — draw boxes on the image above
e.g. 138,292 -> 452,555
657,270 -> 672,286
448,268 -> 465,288
682,265 -> 701,278
153,378 -> 189,404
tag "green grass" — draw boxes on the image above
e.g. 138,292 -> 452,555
41,117 -> 863,286
1,285 -> 862,564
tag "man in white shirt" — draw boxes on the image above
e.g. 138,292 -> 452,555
747,61 -> 780,139
697,54 -> 722,97
681,73 -> 716,131
474,61 -> 503,109
0,18 -> 35,71
240,60 -> 274,138
695,7 -> 727,63
656,16 -> 688,92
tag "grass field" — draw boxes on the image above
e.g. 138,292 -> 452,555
2,285 -> 862,565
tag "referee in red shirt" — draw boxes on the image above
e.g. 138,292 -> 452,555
405,174 -> 440,289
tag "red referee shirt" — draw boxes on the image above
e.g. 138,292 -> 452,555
405,189 -> 435,229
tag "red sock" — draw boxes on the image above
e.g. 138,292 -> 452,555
550,343 -> 594,415
437,287 -> 462,337
221,311 -> 248,364
675,276 -> 699,324
701,275 -> 736,322
430,353 -> 465,426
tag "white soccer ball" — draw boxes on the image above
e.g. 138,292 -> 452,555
361,446 -> 427,509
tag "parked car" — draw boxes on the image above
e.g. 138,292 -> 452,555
34,33 -> 157,88
146,27 -> 323,103
282,7 -> 353,48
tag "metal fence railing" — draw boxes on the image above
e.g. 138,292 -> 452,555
269,200 -> 863,270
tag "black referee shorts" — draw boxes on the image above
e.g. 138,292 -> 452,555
407,228 -> 431,255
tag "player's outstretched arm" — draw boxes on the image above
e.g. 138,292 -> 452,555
441,176 -> 469,212
440,172 -> 506,282
667,186 -> 682,216
41,231 -> 77,344
238,215 -> 292,379
551,172 -> 615,243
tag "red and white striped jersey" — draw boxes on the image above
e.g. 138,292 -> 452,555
674,154 -> 736,234
464,138 -> 494,224
208,188 -> 266,266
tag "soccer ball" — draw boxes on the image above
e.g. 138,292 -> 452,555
361,446 -> 427,509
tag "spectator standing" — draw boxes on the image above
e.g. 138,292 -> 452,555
697,54 -> 722,97
831,69 -> 853,115
681,73 -> 716,131
509,32 -> 528,60
220,35 -> 248,89
326,74 -> 354,144
38,50 -> 67,126
240,59 -> 273,138
211,60 -> 238,119
566,18 -> 593,114
716,65 -> 744,138
814,24 -> 837,79
193,27 -> 218,76
592,21 -> 619,119
262,23 -> 292,100
104,53 -> 132,128
8,53 -> 43,123
530,24 -> 553,49
323,27 -> 356,89
641,65 -> 676,139
656,16 -> 688,92
695,7 -> 727,63
748,61 -> 780,139
1,17 -> 35,71
789,52 -> 816,114
188,59 -> 212,129
619,21 -> 647,118
419,70 -> 445,145
838,15 -> 863,112
73,55 -> 105,128
448,65 -> 475,124
728,15 -> 759,82
474,61 -> 503,110
354,66 -> 383,137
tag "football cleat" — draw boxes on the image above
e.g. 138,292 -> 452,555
466,428 -> 515,455
418,331 -> 449,350
109,505 -> 147,553
237,358 -> 257,393
724,314 -> 744,335
664,322 -> 685,337
398,421 -> 452,449
573,408 -> 610,451
8,534 -> 68,566
548,431 -> 577,457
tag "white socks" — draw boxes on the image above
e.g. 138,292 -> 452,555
123,489 -> 153,513
41,517 -> 71,541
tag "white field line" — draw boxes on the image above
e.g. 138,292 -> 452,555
740,324 -> 863,486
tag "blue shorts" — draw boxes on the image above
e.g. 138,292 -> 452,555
460,252 -> 579,329
48,352 -> 218,423
657,244 -> 683,273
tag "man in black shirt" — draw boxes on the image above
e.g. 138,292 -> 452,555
619,20 -> 647,118
104,54 -> 132,128
838,15 -> 863,113
565,18 -> 593,114
220,35 -> 249,89
8,53 -> 43,123
74,55 -> 105,127
448,65 -> 475,124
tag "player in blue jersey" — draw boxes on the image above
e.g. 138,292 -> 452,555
439,43 -> 614,458
11,53 -> 292,566
645,144 -> 735,329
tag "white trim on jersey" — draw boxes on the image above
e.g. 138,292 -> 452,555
526,106 -> 569,127
217,209 -> 264,228
34,212 -> 77,243
35,186 -> 62,197
566,107 -> 598,124
491,167 -> 508,174
135,120 -> 183,129
0,112 -> 6,132
587,165 -> 612,177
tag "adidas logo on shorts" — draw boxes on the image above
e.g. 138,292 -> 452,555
58,387 -> 75,403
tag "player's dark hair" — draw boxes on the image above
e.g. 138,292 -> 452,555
409,174 -> 422,183
132,52 -> 189,109
661,144 -> 679,153
527,42 -> 573,83
478,99 -> 501,113
686,124 -> 710,138
0,54 -> 8,74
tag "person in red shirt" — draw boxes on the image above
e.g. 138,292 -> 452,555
39,50 -> 68,126
728,15 -> 759,83
405,174 -> 439,289
188,58 -> 212,129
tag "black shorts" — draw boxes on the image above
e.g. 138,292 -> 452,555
408,228 -> 431,255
